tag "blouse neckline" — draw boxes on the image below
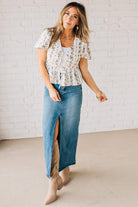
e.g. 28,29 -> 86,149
62,46 -> 70,48
59,35 -> 76,49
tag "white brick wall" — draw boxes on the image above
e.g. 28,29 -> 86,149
0,0 -> 138,140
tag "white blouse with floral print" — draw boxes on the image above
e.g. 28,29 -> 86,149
34,28 -> 92,86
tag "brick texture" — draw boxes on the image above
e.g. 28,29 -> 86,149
0,0 -> 138,139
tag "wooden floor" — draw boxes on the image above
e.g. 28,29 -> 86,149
0,128 -> 138,207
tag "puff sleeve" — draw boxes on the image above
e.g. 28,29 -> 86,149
34,28 -> 52,51
80,42 -> 92,60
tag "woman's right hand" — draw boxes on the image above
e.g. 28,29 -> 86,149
49,87 -> 62,102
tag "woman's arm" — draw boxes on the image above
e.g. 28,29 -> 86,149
37,48 -> 61,101
37,48 -> 54,91
79,58 -> 101,96
79,58 -> 108,102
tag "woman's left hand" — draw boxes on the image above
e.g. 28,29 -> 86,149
96,90 -> 108,102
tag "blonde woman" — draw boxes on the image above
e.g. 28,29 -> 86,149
34,1 -> 108,205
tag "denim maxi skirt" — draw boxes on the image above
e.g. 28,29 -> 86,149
42,83 -> 83,179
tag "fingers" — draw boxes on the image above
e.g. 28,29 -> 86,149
96,91 -> 108,102
52,92 -> 62,102
49,87 -> 62,102
57,92 -> 62,101
99,95 -> 108,102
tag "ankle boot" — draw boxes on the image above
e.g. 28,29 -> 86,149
44,139 -> 63,205
59,166 -> 70,185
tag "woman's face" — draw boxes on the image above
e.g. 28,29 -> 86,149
62,7 -> 79,30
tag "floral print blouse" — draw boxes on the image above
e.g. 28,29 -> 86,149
34,28 -> 92,86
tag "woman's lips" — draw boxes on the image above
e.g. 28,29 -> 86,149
65,22 -> 71,25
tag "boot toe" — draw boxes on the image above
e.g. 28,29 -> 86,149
44,192 -> 57,205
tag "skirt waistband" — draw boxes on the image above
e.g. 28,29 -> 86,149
44,83 -> 82,92
53,83 -> 82,90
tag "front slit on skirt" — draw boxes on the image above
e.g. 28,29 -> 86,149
42,83 -> 83,179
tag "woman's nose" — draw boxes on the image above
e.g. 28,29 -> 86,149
67,15 -> 72,21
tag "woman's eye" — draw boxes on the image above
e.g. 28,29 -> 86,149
64,12 -> 78,19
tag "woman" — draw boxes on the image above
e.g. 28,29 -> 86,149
34,1 -> 108,205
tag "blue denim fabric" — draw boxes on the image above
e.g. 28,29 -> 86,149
42,83 -> 83,179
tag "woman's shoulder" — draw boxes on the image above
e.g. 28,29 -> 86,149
40,27 -> 54,38
76,36 -> 89,47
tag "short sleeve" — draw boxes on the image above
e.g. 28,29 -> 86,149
34,28 -> 52,51
80,42 -> 92,60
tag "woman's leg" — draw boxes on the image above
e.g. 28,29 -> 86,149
54,117 -> 60,141
44,117 -> 63,205
53,117 -> 70,183
54,117 -> 70,185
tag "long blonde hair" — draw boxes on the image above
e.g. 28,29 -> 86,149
44,2 -> 92,49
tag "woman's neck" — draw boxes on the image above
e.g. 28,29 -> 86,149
61,29 -> 75,39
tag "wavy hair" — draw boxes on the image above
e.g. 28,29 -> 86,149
43,1 -> 92,49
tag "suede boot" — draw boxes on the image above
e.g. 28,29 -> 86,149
44,139 -> 63,205
59,166 -> 70,185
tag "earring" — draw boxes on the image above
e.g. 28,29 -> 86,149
76,25 -> 79,30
